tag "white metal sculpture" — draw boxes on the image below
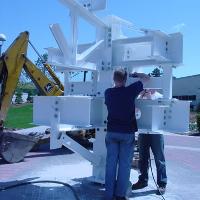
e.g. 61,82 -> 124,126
33,0 -> 190,183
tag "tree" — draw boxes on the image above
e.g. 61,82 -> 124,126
151,67 -> 163,77
196,103 -> 200,112
21,53 -> 49,82
15,90 -> 23,104
27,90 -> 33,103
197,113 -> 200,133
35,53 -> 48,74
35,53 -> 56,81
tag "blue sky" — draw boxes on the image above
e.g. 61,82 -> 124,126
0,0 -> 200,78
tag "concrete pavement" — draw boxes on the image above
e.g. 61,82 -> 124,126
0,134 -> 200,200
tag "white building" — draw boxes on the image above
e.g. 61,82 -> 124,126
173,75 -> 200,110
12,93 -> 28,104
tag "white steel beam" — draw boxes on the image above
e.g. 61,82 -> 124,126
50,23 -> 70,61
59,0 -> 107,28
113,36 -> 153,45
61,133 -> 101,165
77,39 -> 104,62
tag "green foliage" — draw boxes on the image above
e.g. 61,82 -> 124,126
35,53 -> 56,81
16,82 -> 38,96
15,90 -> 23,104
196,103 -> 200,112
4,104 -> 35,129
27,90 -> 33,103
197,113 -> 200,133
35,53 -> 48,74
151,67 -> 163,77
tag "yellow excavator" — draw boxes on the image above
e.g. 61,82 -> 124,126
0,31 -> 64,163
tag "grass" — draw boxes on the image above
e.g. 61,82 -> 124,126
4,104 -> 35,129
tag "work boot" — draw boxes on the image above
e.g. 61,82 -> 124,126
156,186 -> 166,195
132,180 -> 148,190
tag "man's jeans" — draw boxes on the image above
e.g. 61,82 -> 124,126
138,134 -> 167,187
105,132 -> 135,200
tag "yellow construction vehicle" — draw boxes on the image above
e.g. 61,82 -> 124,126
0,31 -> 64,163
0,31 -> 64,127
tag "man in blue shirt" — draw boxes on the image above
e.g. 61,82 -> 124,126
104,69 -> 149,200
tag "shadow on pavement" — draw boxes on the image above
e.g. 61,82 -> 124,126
0,146 -> 73,164
72,177 -> 105,200
72,177 -> 158,199
26,147 -> 73,159
130,189 -> 157,197
0,177 -> 158,200
0,177 -> 79,200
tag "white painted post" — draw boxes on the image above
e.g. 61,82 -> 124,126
70,10 -> 78,65
92,127 -> 107,183
50,97 -> 62,149
64,71 -> 70,95
162,66 -> 173,99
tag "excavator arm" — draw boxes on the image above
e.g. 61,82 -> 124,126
23,57 -> 63,96
0,31 -> 63,127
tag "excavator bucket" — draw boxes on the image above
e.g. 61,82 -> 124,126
0,130 -> 39,163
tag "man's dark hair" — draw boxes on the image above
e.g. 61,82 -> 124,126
113,68 -> 127,83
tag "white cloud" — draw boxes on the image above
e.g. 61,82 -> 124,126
172,23 -> 186,32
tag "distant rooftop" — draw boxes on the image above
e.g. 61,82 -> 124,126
174,74 -> 200,79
